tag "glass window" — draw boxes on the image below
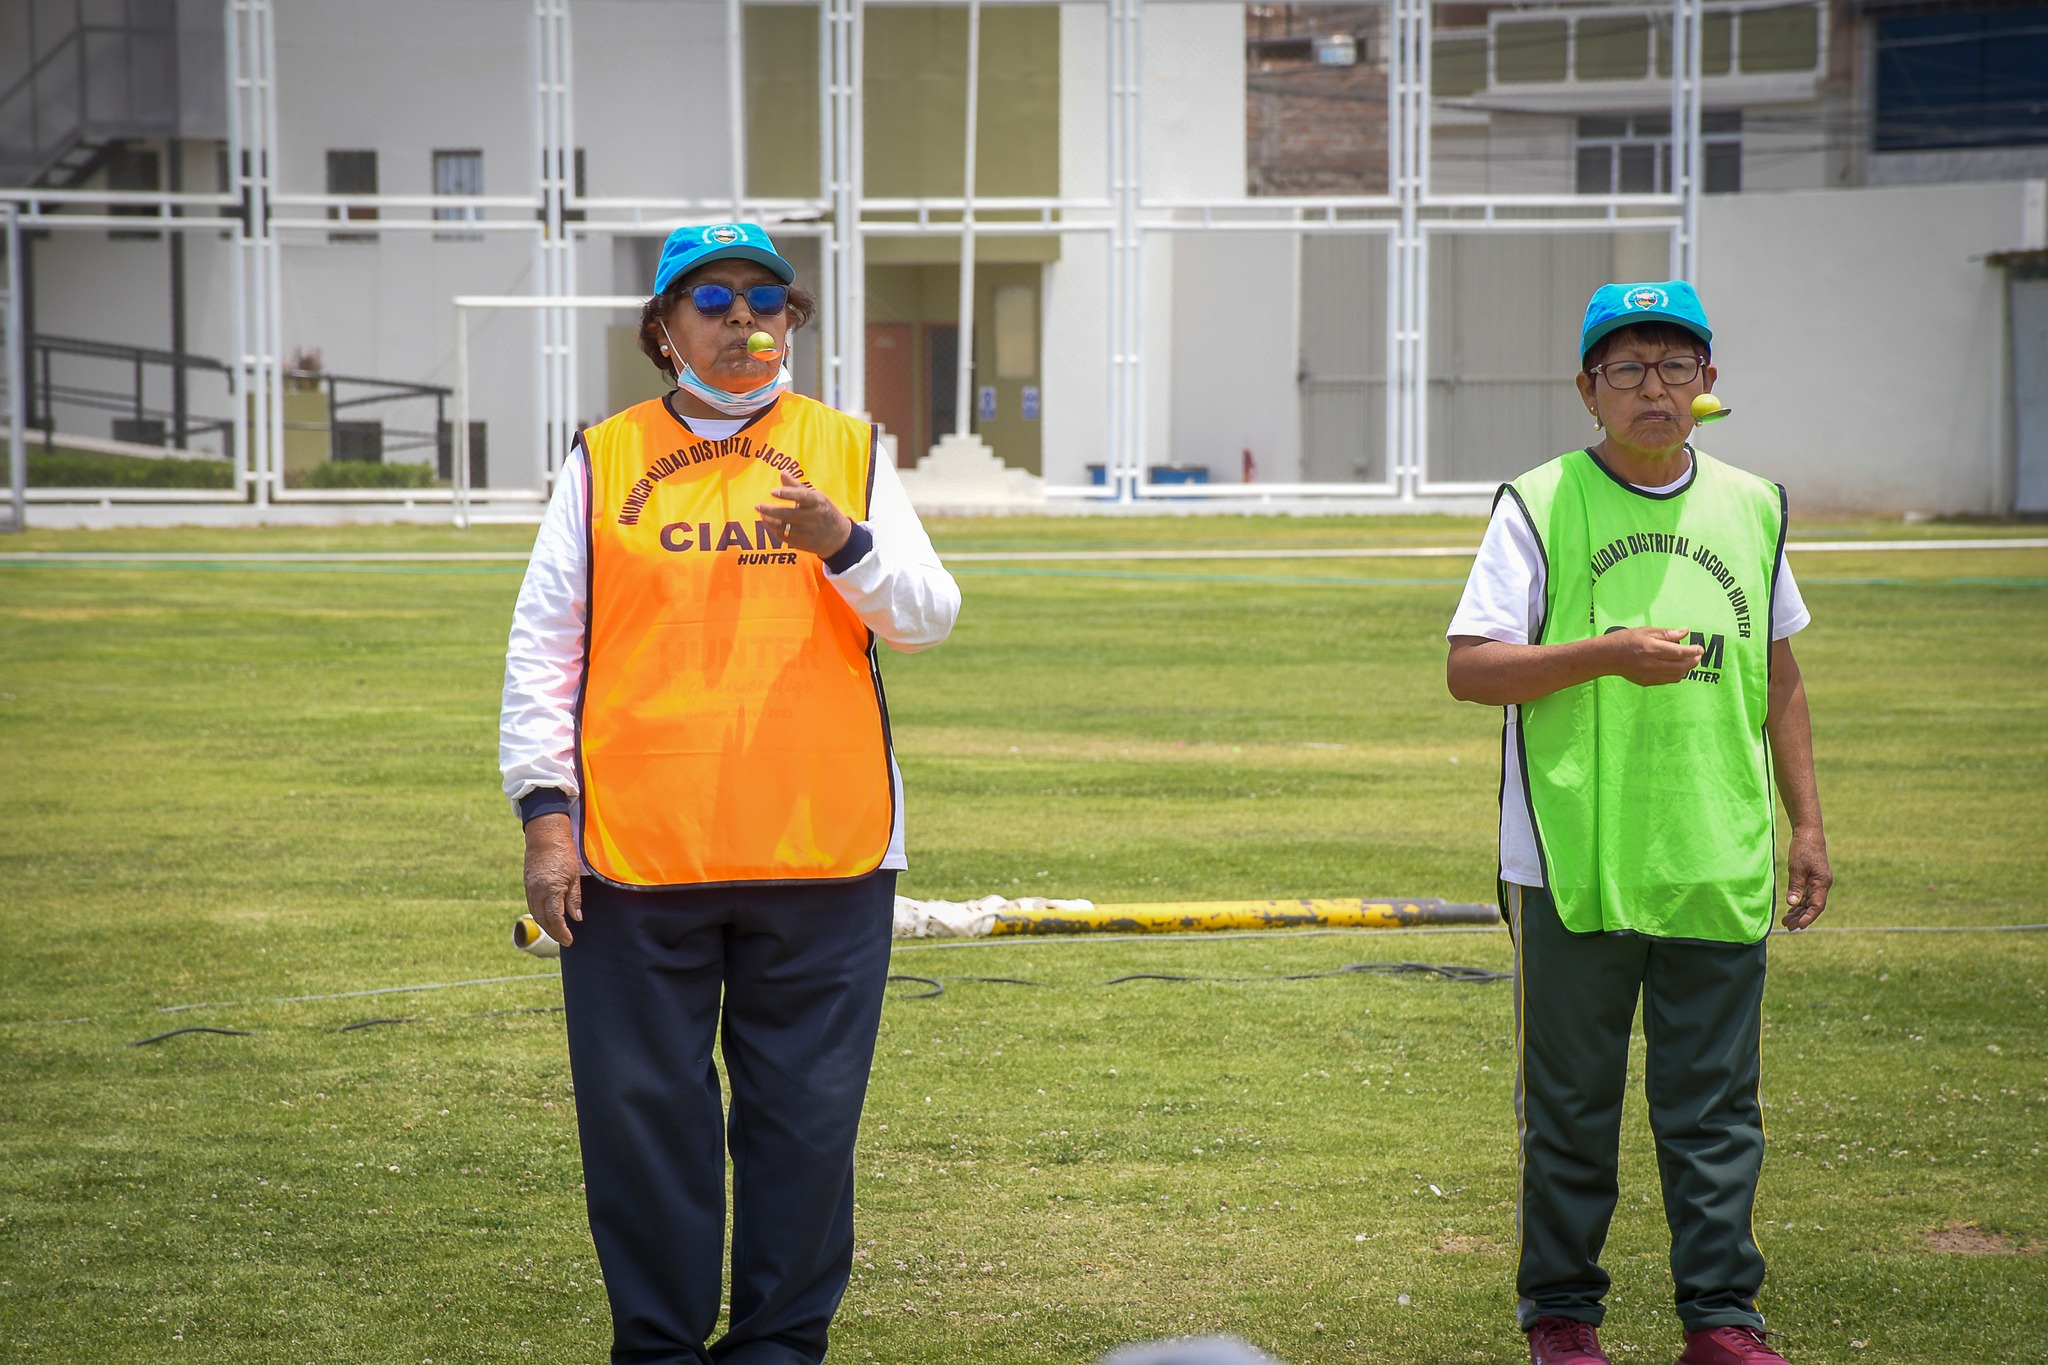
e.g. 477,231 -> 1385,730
1576,144 -> 1613,194
326,149 -> 378,242
1876,11 -> 2048,152
1656,10 -> 1733,77
1703,10 -> 1734,75
1704,139 -> 1742,194
1739,4 -> 1819,75
1432,35 -> 1489,98
1618,143 -> 1660,193
1495,19 -> 1568,84
992,284 -> 1036,380
434,149 -> 483,198
433,149 -> 484,240
1575,112 -> 1740,197
1577,15 -> 1650,82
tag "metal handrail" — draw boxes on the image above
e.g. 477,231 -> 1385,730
25,334 -> 456,464
26,333 -> 235,450
33,333 -> 231,373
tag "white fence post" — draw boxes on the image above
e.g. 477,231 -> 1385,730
4,202 -> 23,532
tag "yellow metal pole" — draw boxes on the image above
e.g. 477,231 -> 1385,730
986,898 -> 1501,936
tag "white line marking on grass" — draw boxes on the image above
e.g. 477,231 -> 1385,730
948,539 -> 2047,561
271,973 -> 561,1003
943,539 -> 2048,562
889,922 -> 2048,952
0,551 -> 531,562
1782,539 -> 2048,553
1,539 -> 2043,567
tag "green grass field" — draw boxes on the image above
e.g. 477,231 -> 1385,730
1,517 -> 2043,1364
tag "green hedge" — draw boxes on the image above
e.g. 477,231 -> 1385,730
28,448 -> 235,489
300,460 -> 436,489
27,448 -> 441,491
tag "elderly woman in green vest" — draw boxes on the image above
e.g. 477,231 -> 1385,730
1445,281 -> 1832,1365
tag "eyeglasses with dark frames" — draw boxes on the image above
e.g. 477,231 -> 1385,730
1586,355 -> 1706,390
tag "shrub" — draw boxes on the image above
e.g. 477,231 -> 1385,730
27,448 -> 235,489
300,460 -> 436,489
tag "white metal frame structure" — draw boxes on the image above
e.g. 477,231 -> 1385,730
4,203 -> 23,529
452,293 -> 670,528
0,0 -> 1707,523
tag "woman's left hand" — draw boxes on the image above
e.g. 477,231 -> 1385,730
756,473 -> 853,558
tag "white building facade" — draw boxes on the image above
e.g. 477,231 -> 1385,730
4,0 -> 2046,521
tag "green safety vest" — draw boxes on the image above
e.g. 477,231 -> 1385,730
1505,448 -> 1787,944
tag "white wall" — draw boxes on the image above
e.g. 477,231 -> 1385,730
269,0 -> 744,489
1698,180 -> 2048,514
1042,2 -> 1247,485
1432,112 -> 1575,197
571,0 -> 736,204
1168,225 -> 1299,482
1140,6 -> 1244,201
1739,102 -> 1832,193
269,0 -> 549,488
570,1 -> 743,432
1041,3 -> 1110,486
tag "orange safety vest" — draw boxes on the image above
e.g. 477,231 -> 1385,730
575,392 -> 894,889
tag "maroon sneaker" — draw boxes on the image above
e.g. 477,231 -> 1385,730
1676,1325 -> 1791,1365
1527,1315 -> 1612,1365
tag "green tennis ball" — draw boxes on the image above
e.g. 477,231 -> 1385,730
1691,392 -> 1729,422
746,331 -> 777,357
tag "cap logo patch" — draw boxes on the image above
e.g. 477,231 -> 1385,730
1625,286 -> 1667,311
706,225 -> 743,245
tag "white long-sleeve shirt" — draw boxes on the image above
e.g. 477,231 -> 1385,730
499,419 -> 960,871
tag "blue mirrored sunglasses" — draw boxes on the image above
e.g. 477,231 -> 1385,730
685,283 -> 789,317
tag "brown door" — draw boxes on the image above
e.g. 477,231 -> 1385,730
864,322 -> 915,467
924,323 -> 959,457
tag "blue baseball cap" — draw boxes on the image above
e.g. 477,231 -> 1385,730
652,222 -> 796,296
1580,280 -> 1712,359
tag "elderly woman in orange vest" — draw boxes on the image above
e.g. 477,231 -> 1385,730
500,222 -> 959,1364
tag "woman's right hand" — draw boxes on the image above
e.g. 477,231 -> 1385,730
1604,626 -> 1704,686
523,812 -> 583,947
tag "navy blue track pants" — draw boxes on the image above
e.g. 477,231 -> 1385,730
560,871 -> 898,1365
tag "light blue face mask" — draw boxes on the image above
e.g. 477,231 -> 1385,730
661,320 -> 792,418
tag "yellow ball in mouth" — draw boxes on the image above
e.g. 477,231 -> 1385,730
1690,392 -> 1728,422
746,331 -> 777,358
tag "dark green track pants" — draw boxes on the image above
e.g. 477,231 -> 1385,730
1506,882 -> 1769,1333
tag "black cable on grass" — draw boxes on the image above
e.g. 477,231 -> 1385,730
886,975 -> 1056,999
129,1026 -> 254,1046
130,966 -> 1503,1034
337,1005 -> 566,1033
1104,961 -> 1511,986
887,974 -> 946,999
879,963 -> 1509,1003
